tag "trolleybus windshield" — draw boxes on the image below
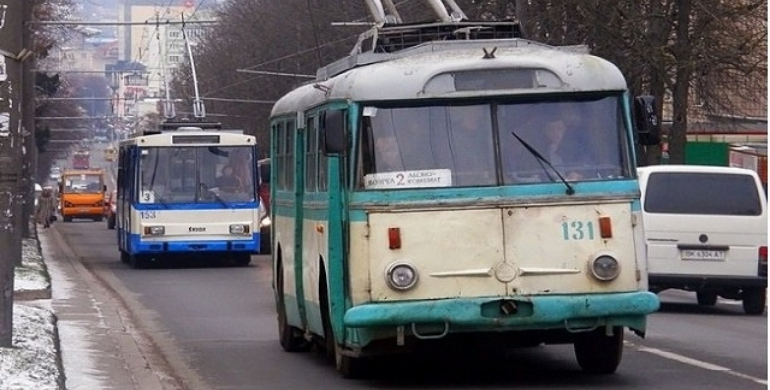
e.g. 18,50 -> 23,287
359,96 -> 630,190
138,145 -> 256,204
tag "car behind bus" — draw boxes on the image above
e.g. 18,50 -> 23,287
638,165 -> 767,315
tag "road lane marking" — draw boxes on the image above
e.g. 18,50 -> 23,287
630,343 -> 768,386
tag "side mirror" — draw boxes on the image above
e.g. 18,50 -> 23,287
322,110 -> 346,156
633,95 -> 661,146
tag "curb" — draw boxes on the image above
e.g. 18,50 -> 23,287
14,221 -> 66,390
13,288 -> 52,301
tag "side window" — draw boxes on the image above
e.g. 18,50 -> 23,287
275,121 -> 286,191
318,115 -> 329,192
286,120 -> 295,191
305,115 -> 318,192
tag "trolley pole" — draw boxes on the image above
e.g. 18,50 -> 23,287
0,0 -> 26,347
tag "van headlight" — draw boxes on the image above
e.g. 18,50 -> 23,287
385,262 -> 418,291
589,254 -> 620,281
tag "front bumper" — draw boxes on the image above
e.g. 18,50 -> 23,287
344,291 -> 660,333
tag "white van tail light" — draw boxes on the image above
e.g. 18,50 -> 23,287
759,246 -> 767,277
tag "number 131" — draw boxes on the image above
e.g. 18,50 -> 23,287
562,221 -> 594,241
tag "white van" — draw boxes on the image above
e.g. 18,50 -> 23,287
638,165 -> 767,315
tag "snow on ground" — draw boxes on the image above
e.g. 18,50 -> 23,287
0,237 -> 63,390
0,303 -> 61,390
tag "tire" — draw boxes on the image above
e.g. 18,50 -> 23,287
233,254 -> 251,267
276,263 -> 309,352
260,230 -> 271,254
63,216 -> 72,223
120,251 -> 129,264
335,344 -> 368,380
94,216 -> 103,222
742,287 -> 766,315
321,277 -> 368,379
696,291 -> 718,306
129,254 -> 147,269
574,326 -> 624,375
107,214 -> 116,230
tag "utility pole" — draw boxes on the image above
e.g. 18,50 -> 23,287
20,0 -> 35,240
0,0 -> 26,347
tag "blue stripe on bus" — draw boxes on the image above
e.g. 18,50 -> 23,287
129,234 -> 259,253
343,291 -> 659,331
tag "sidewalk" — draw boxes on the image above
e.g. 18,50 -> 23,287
4,224 -> 178,390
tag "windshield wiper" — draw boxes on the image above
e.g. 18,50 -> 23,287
511,131 -> 575,195
153,192 -> 169,208
199,182 -> 229,207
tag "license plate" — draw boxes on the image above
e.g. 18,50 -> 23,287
680,249 -> 726,261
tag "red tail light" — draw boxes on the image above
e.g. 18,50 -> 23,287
598,216 -> 612,238
388,227 -> 401,250
759,246 -> 767,277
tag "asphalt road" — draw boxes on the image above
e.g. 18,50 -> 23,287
43,145 -> 766,389
45,217 -> 767,390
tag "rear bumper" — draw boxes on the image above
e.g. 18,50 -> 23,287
650,274 -> 768,290
344,291 -> 659,333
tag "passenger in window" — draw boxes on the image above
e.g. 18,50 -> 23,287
215,165 -> 243,192
447,106 -> 496,185
540,116 -> 584,181
374,135 -> 404,172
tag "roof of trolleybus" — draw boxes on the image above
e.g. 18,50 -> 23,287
271,39 -> 627,116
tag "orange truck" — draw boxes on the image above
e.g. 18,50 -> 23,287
58,169 -> 107,222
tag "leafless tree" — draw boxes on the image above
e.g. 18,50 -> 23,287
510,0 -> 766,164
170,0 -> 368,153
32,0 -> 82,175
174,0 -> 765,165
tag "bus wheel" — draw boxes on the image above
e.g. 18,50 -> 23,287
696,291 -> 718,306
573,326 -> 623,375
321,282 -> 368,378
129,254 -> 147,269
742,287 -> 766,315
233,254 -> 251,267
335,345 -> 368,380
276,263 -> 309,352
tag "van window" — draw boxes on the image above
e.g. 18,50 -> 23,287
644,172 -> 762,216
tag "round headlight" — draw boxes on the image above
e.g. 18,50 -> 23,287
590,255 -> 620,281
386,262 -> 418,290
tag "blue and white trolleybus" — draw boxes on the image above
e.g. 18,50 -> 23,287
116,122 -> 263,268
